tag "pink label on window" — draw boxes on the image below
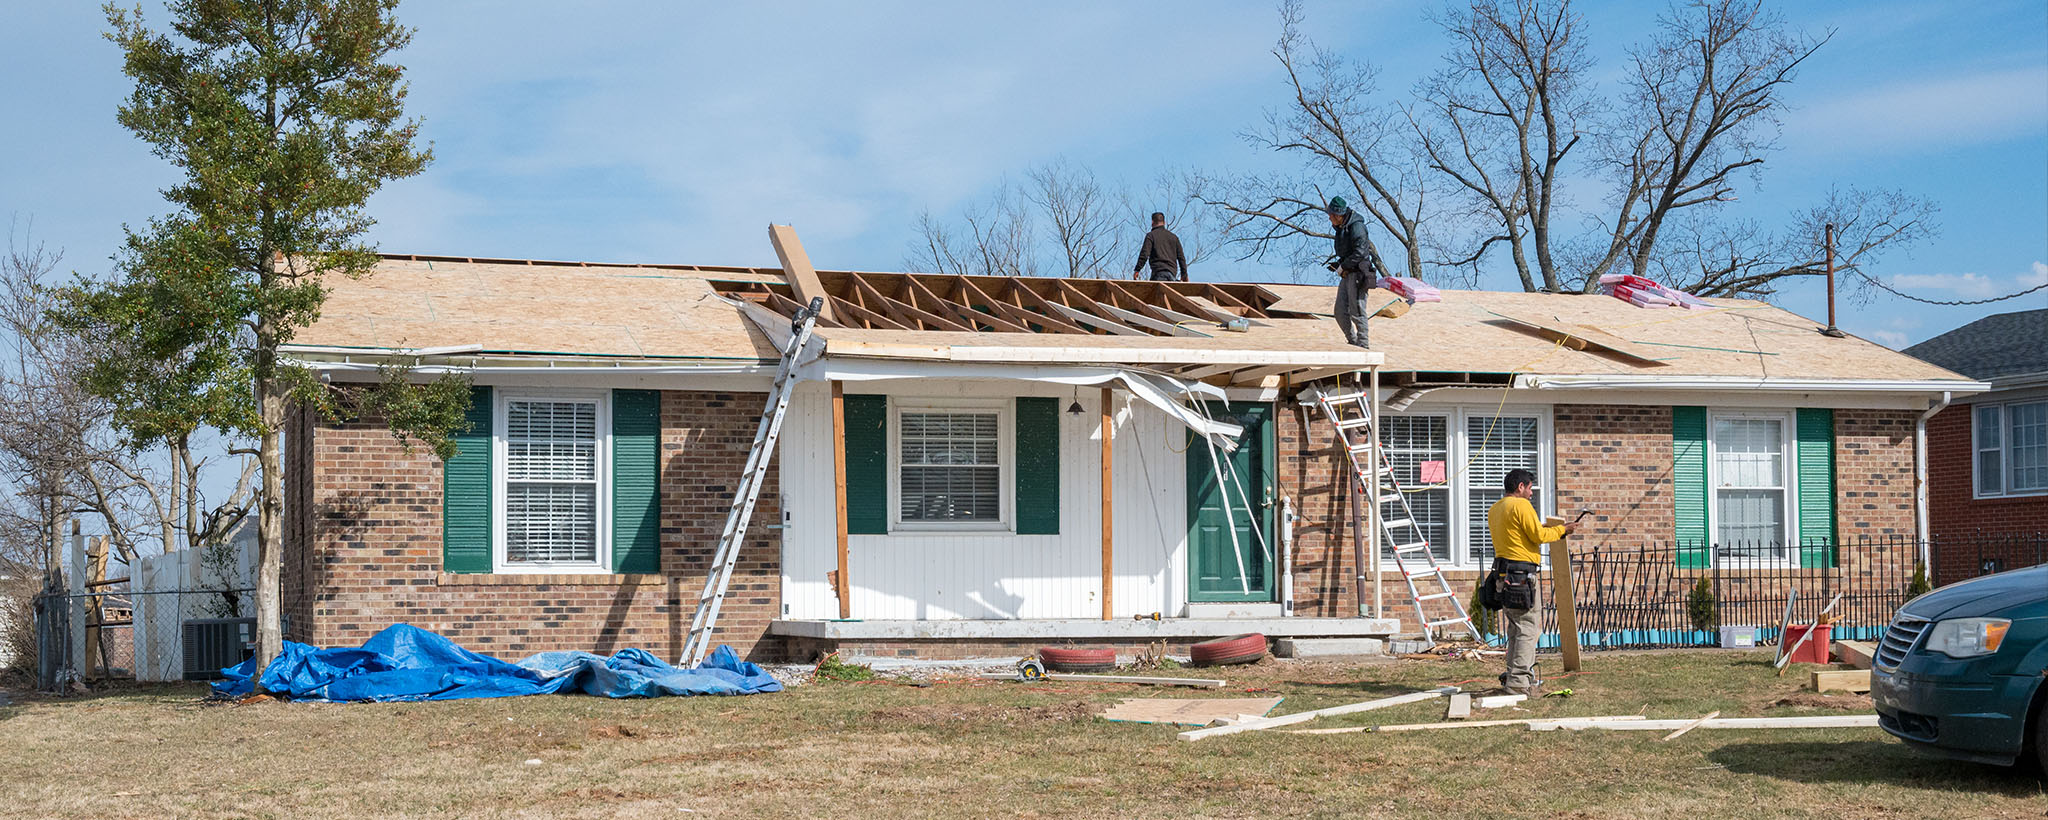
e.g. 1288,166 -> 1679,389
1419,460 -> 1446,484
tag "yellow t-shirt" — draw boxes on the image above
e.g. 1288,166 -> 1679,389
1486,496 -> 1566,565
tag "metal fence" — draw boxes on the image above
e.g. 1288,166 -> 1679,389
32,585 -> 252,689
1532,537 -> 1921,652
1933,532 -> 2047,587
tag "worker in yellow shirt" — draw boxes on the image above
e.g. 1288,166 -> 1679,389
1484,468 -> 1576,695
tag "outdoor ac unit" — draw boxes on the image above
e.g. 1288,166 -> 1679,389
181,617 -> 255,681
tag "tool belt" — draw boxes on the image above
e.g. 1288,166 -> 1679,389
1481,559 -> 1541,612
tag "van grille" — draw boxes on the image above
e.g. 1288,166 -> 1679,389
1875,616 -> 1929,671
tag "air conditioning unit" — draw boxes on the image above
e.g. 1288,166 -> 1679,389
182,618 -> 255,681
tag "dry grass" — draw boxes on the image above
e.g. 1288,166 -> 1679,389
0,651 -> 2041,819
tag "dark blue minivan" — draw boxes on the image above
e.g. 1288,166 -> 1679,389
1871,563 -> 2048,777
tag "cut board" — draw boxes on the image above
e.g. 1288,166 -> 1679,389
1832,640 -> 1877,670
1101,697 -> 1284,726
1810,668 -> 1872,693
1483,310 -> 1671,367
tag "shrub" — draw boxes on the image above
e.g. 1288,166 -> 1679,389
1466,580 -> 1496,639
1906,562 -> 1931,598
814,652 -> 874,682
1686,577 -> 1718,633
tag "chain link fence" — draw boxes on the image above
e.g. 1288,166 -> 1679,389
32,585 -> 253,689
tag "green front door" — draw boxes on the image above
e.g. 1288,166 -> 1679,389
1187,402 -> 1275,602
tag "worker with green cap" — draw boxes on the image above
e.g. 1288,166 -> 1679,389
1325,196 -> 1372,348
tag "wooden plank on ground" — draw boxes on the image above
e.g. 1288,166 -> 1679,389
1445,693 -> 1472,720
1475,694 -> 1527,709
1810,668 -> 1872,693
1287,715 -> 1648,735
768,224 -> 835,322
1530,715 -> 1878,732
975,672 -> 1226,688
1661,710 -> 1722,741
1178,687 -> 1456,741
1833,640 -> 1877,670
1101,697 -> 1285,725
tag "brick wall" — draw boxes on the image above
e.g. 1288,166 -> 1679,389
1554,404 -> 1676,548
281,390 -> 786,661
1274,402 -> 1363,618
1926,404 -> 2048,584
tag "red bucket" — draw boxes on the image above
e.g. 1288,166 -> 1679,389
1782,624 -> 1832,664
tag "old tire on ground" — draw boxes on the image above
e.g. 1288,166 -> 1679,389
1038,647 -> 1117,674
1191,633 -> 1268,666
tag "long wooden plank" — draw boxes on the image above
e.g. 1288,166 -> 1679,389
1178,687 -> 1457,741
1530,715 -> 1879,732
1483,310 -> 1671,367
1551,527 -> 1581,673
1102,697 -> 1283,724
976,672 -> 1227,688
831,381 -> 850,619
1661,710 -> 1722,741
1810,668 -> 1872,693
1096,301 -> 1209,337
769,224 -> 835,322
1832,641 -> 1877,670
1287,715 -> 1648,735
1101,387 -> 1114,621
1051,301 -> 1148,336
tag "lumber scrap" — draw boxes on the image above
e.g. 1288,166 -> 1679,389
1178,687 -> 1457,741
1286,715 -> 1648,735
1475,694 -> 1527,709
1809,668 -> 1872,693
1660,711 -> 1721,741
1101,696 -> 1284,725
1530,715 -> 1878,732
768,224 -> 835,322
1445,693 -> 1472,720
1832,640 -> 1877,670
975,672 -> 1226,688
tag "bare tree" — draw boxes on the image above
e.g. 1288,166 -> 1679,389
905,183 -> 1043,277
1125,169 -> 1227,274
1199,0 -> 1434,282
1025,159 -> 1122,278
1646,186 -> 1938,299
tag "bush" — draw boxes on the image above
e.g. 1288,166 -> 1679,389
814,652 -> 874,682
1906,562 -> 1932,598
1466,580 -> 1496,639
1686,577 -> 1718,633
0,576 -> 36,677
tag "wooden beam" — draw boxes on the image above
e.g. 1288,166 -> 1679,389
1050,301 -> 1148,336
1096,301 -> 1208,337
769,224 -> 835,322
1101,387 -> 1114,621
905,274 -> 1027,333
1810,668 -> 1871,693
1530,715 -> 1879,732
1178,687 -> 1456,741
1179,362 -> 1251,380
832,382 -> 850,619
851,275 -> 970,332
763,292 -> 845,328
1002,281 -> 1093,335
1225,364 -> 1299,384
1286,715 -> 1648,735
1050,280 -> 1153,335
1549,524 -> 1581,673
832,297 -> 914,331
1832,641 -> 1877,670
937,276 -> 1033,333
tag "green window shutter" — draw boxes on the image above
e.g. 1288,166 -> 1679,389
611,389 -> 662,574
844,394 -> 888,535
1672,406 -> 1709,569
442,386 -> 493,574
1795,408 -> 1836,569
1014,397 -> 1061,535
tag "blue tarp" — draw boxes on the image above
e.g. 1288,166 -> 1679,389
212,624 -> 781,701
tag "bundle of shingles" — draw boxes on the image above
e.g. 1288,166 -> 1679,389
1599,273 -> 1715,310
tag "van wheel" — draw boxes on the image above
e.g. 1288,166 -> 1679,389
2033,695 -> 2048,780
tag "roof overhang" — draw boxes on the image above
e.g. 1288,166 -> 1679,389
1513,374 -> 1989,394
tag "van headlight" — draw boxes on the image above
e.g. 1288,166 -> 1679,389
1924,618 -> 2010,658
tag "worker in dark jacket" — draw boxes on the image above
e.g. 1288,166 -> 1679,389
1325,196 -> 1372,348
1133,212 -> 1188,282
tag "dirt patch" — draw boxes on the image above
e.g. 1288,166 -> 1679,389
867,700 -> 1095,725
1765,692 -> 1873,711
588,723 -> 650,740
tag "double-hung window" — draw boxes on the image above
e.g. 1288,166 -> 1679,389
1377,407 -> 1550,569
1708,413 -> 1791,562
496,393 -> 609,571
1975,400 -> 2048,498
893,401 -> 1009,529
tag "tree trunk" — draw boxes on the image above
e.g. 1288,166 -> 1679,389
251,309 -> 285,690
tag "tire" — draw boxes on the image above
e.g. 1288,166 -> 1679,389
2032,690 -> 2048,781
1191,633 -> 1268,667
1038,646 -> 1116,674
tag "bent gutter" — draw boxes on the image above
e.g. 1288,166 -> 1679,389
1916,391 -> 1952,572
1513,375 -> 1990,394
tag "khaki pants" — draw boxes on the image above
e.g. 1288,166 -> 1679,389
1502,605 -> 1543,691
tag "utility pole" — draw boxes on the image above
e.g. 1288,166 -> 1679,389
1820,223 -> 1846,338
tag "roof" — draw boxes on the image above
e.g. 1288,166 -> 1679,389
1902,309 -> 2048,381
289,254 -> 1974,390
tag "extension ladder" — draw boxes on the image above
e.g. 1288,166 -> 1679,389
679,297 -> 825,667
1311,390 -> 1481,648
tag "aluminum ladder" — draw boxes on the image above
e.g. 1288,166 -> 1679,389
1311,389 -> 1482,648
679,297 -> 824,667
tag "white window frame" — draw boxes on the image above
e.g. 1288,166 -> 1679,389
1380,405 -> 1553,570
491,389 -> 612,574
1973,399 -> 2048,499
887,398 -> 1014,533
1705,409 -> 1798,567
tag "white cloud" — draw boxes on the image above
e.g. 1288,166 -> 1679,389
1787,67 -> 2048,155
1891,272 -> 2003,298
2021,261 -> 2048,287
1866,329 -> 1909,349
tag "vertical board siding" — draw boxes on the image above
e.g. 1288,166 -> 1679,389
1014,397 -> 1061,535
442,386 -> 494,574
1672,406 -> 1708,569
1796,407 -> 1837,568
610,389 -> 661,574
779,383 -> 1184,621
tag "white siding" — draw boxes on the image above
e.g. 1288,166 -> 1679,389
779,379 -> 1188,620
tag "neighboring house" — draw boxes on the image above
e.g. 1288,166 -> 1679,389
278,250 -> 1981,661
1903,309 -> 2048,584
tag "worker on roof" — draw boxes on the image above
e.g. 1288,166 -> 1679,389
1132,212 -> 1188,282
1324,196 -> 1372,348
1483,468 -> 1577,697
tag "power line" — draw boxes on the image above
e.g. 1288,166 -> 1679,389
1852,269 -> 2048,306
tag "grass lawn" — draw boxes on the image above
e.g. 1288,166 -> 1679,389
1,650 -> 2041,819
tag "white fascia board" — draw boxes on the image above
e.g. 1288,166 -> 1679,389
1514,374 -> 1989,394
824,339 -> 1383,368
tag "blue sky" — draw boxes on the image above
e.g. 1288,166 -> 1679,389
3,0 -> 2044,349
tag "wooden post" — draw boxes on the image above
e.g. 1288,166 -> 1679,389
1548,522 -> 1581,672
831,381 -> 851,619
84,537 -> 106,680
1101,387 -> 1114,621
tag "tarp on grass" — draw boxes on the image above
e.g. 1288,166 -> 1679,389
212,624 -> 781,701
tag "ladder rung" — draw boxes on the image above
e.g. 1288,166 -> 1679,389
1381,518 -> 1414,531
1319,391 -> 1368,404
1427,618 -> 1473,628
1417,592 -> 1456,601
1403,567 -> 1443,579
1393,543 -> 1430,553
1334,418 -> 1374,429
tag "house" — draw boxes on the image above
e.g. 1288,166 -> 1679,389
1903,308 -> 2048,584
278,236 -> 1982,661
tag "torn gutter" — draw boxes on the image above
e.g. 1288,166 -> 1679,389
1512,374 -> 1991,394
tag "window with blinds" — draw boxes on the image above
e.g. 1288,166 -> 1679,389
1711,415 -> 1788,561
1379,415 -> 1451,562
1465,416 -> 1541,565
899,411 -> 1001,522
503,398 -> 601,565
1376,409 -> 1549,568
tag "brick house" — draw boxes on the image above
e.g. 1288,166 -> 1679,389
1903,309 -> 2048,584
279,246 -> 1981,662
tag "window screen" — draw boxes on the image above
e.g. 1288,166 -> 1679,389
1379,415 -> 1450,561
2009,401 -> 2047,493
1713,417 -> 1786,561
1976,405 -> 2003,496
503,399 -> 599,564
900,411 -> 1000,522
1466,416 -> 1541,564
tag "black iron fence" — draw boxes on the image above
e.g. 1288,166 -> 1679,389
1933,532 -> 2047,587
1530,536 -> 1925,652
